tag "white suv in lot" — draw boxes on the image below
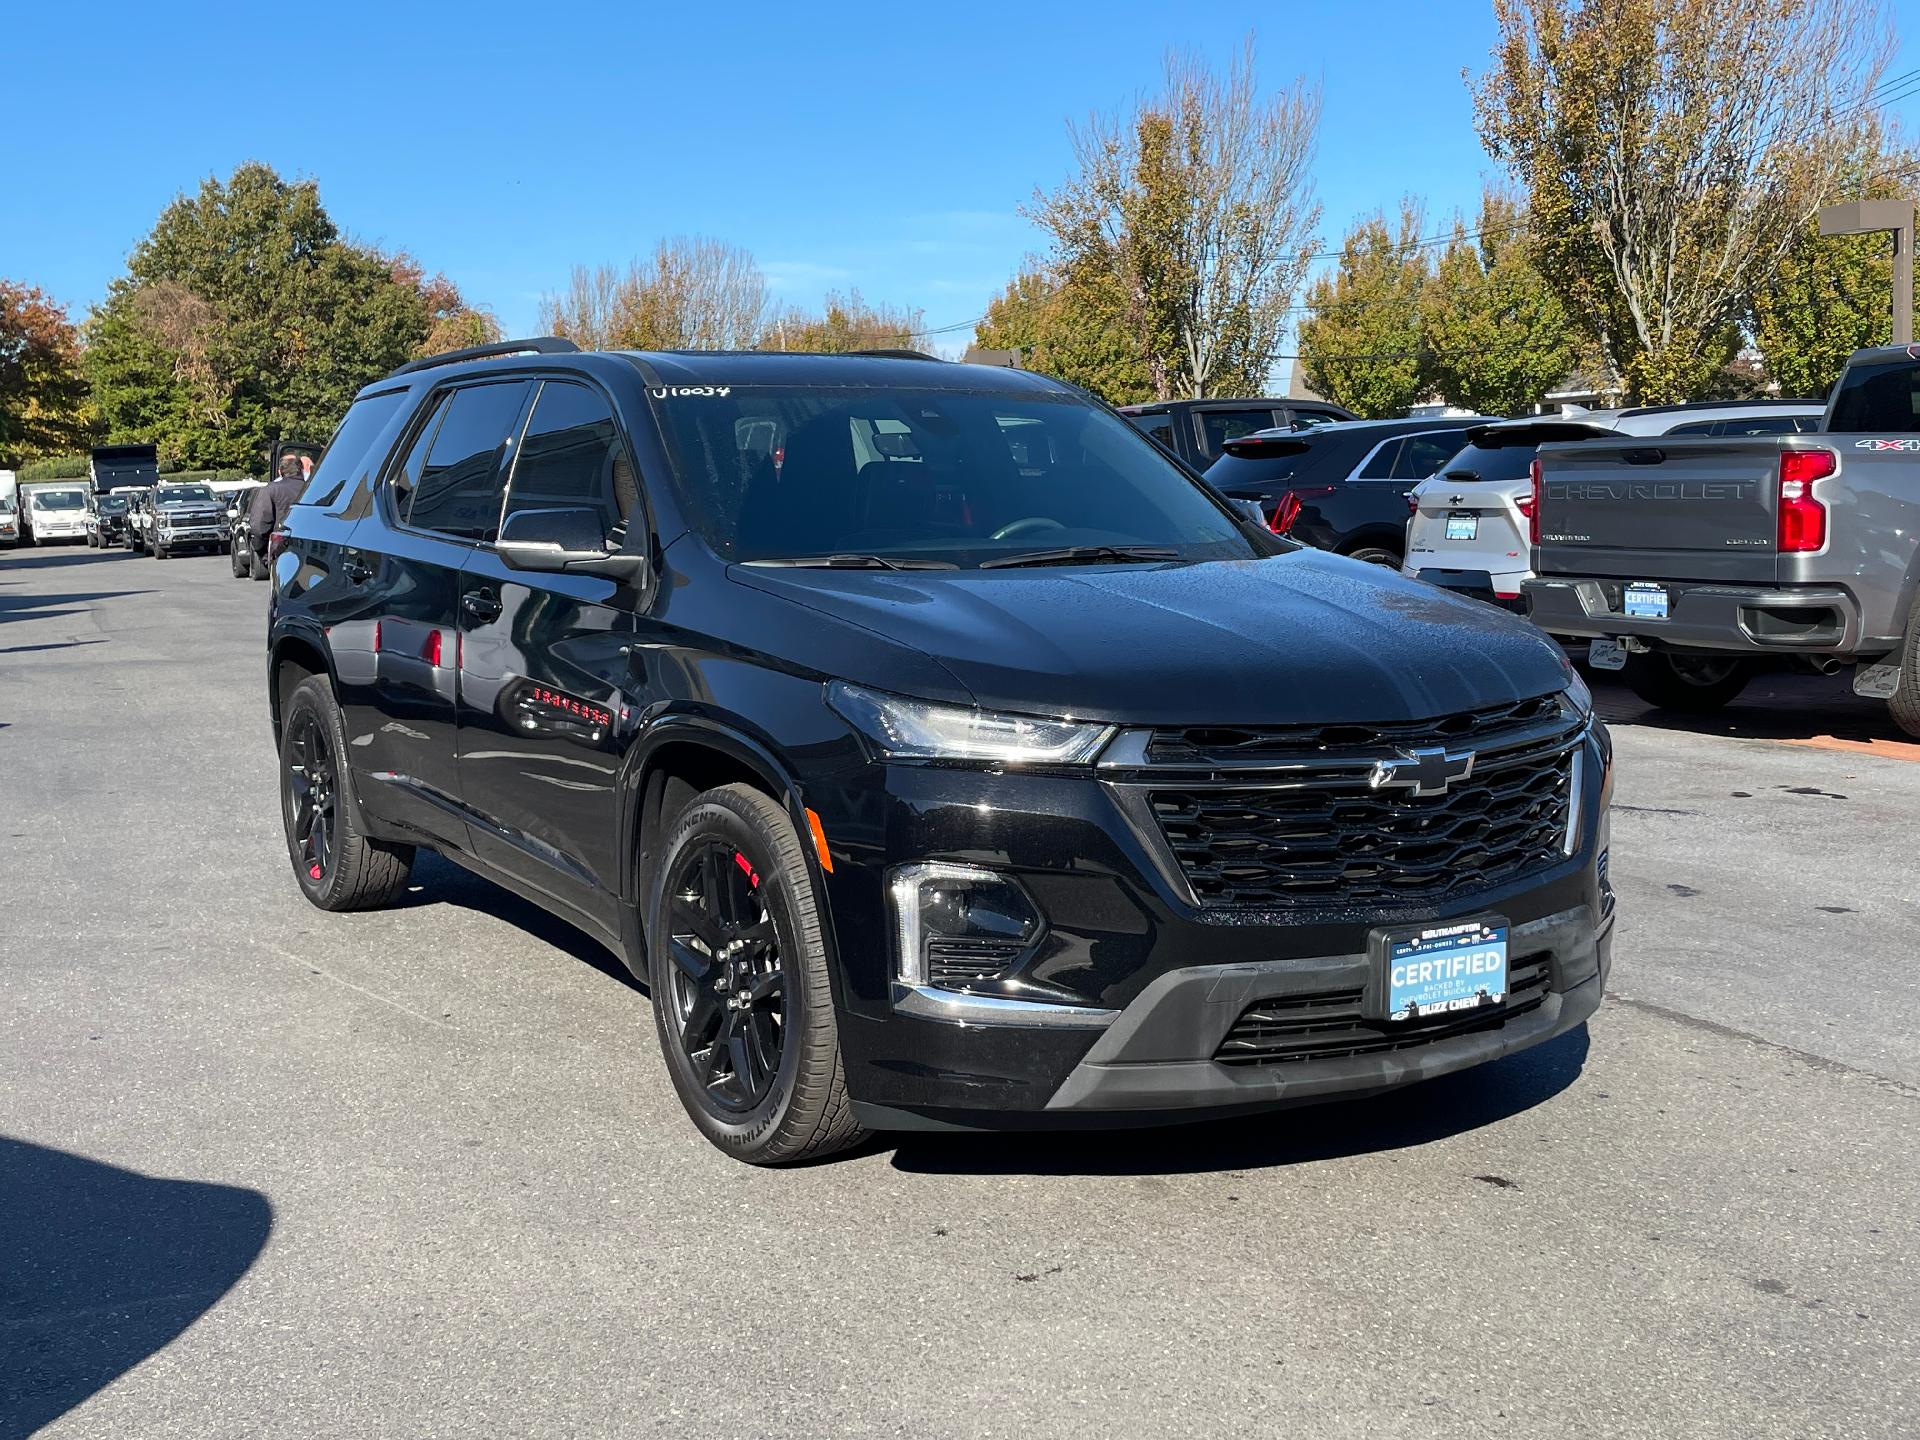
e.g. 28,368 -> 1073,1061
1403,401 -> 1825,607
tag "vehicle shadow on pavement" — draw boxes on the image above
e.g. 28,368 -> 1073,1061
0,1137 -> 272,1440
0,550 -> 140,572
397,851 -> 647,996
885,1024 -> 1589,1177
1591,670 -> 1914,749
0,588 -> 154,627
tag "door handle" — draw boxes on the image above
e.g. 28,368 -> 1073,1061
461,590 -> 502,624
343,559 -> 373,584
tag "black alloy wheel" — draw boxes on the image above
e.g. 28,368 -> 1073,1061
646,784 -> 864,1163
285,706 -> 338,885
666,839 -> 788,1112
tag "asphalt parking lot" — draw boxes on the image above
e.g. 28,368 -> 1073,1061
2,543 -> 1916,1439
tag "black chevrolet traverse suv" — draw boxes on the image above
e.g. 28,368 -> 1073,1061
268,340 -> 1613,1164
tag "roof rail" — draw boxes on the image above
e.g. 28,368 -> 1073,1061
847,348 -> 943,361
389,337 -> 580,379
1616,396 -> 1822,418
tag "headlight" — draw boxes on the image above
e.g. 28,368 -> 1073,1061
827,681 -> 1114,765
1561,669 -> 1593,720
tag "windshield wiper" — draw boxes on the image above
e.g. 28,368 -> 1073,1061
979,544 -> 1180,569
742,553 -> 958,571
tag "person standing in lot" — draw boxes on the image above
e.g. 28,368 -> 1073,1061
249,453 -> 307,565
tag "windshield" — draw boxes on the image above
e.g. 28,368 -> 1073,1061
651,385 -> 1256,567
97,495 -> 130,513
31,490 -> 86,510
157,485 -> 215,504
1429,442 -> 1538,485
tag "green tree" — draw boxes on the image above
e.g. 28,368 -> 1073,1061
1296,205 -> 1430,417
0,281 -> 97,466
1750,130 -> 1920,398
1420,193 -> 1578,415
87,162 -> 493,466
1028,38 -> 1321,399
541,238 -> 766,350
973,262 -> 1150,403
757,289 -> 927,353
1475,0 -> 1892,403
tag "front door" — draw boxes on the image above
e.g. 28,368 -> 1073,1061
334,378 -> 532,850
454,378 -> 641,933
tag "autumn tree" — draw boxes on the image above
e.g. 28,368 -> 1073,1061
758,289 -> 928,353
87,162 -> 494,466
973,262 -> 1149,403
1475,0 -> 1893,402
0,282 -> 96,465
1750,126 -> 1920,397
1420,192 -> 1578,415
1296,205 -> 1430,417
1028,38 -> 1321,399
541,237 -> 768,351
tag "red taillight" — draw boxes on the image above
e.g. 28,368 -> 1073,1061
1525,459 -> 1542,545
268,529 -> 288,559
1406,492 -> 1420,516
1270,492 -> 1302,534
423,629 -> 443,667
1779,448 -> 1835,553
1268,485 -> 1333,536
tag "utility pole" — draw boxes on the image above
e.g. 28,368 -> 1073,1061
1819,199 -> 1916,345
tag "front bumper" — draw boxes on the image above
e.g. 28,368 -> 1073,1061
154,525 -> 227,546
821,724 -> 1612,1130
1524,575 -> 1862,653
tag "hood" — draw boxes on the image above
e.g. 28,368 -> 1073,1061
730,549 -> 1572,727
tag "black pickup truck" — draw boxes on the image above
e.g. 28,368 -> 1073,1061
1117,397 -> 1355,471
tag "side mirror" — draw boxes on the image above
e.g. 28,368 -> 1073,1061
497,506 -> 646,582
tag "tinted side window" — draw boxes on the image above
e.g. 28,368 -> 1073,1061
303,390 -> 407,507
1200,409 -> 1281,456
1397,431 -> 1466,479
405,382 -> 532,541
1134,415 -> 1176,451
1717,415 -> 1798,436
504,381 -> 633,537
1663,419 -> 1717,436
1829,361 -> 1920,432
1287,408 -> 1341,429
1357,437 -> 1405,479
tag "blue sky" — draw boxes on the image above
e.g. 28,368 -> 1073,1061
9,0 -> 1920,355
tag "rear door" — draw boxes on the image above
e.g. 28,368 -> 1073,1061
454,377 -> 641,932
337,379 -> 532,849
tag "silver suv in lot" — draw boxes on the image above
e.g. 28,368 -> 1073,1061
1404,401 -> 1824,608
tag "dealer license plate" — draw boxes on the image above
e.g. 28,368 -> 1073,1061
1383,919 -> 1508,1022
1623,582 -> 1668,619
1445,513 -> 1478,541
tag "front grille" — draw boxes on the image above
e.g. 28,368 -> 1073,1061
926,936 -> 1026,991
1144,707 -> 1581,909
1145,694 -> 1566,767
1215,950 -> 1554,1066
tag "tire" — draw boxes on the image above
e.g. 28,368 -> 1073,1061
278,674 -> 414,911
85,532 -> 97,549
230,539 -> 248,577
250,548 -> 268,581
646,783 -> 865,1165
152,537 -> 169,559
1621,651 -> 1752,713
1346,545 -> 1401,567
1885,595 -> 1920,738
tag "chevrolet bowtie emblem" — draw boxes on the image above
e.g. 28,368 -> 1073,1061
1369,746 -> 1476,797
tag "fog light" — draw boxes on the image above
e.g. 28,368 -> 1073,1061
890,863 -> 1041,988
